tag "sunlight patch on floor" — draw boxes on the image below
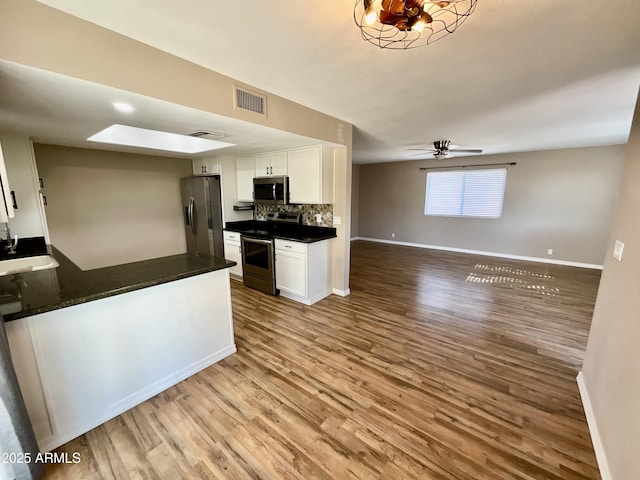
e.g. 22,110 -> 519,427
466,264 -> 560,297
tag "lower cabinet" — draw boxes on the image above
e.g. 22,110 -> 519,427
275,238 -> 330,305
223,231 -> 243,279
6,270 -> 236,452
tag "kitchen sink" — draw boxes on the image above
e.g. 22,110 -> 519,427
0,255 -> 59,276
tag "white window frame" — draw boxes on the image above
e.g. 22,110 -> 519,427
424,168 -> 507,219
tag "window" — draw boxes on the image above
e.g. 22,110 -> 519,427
424,168 -> 507,218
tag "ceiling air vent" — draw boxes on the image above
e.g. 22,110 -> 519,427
233,86 -> 267,116
188,130 -> 232,139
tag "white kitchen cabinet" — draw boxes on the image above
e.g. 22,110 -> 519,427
236,156 -> 255,202
275,241 -> 307,297
0,140 -> 15,223
223,230 -> 243,279
287,146 -> 334,204
0,134 -> 49,241
275,238 -> 330,305
255,151 -> 287,177
192,156 -> 220,176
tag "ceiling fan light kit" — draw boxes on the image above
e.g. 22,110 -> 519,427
354,0 -> 478,49
409,139 -> 483,159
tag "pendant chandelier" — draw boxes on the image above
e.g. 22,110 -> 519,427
354,0 -> 478,49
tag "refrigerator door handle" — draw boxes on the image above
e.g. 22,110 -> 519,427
189,196 -> 196,234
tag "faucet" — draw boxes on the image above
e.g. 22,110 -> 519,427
2,223 -> 18,255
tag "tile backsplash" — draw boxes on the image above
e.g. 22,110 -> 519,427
255,204 -> 333,227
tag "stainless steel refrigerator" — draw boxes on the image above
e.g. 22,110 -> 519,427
180,176 -> 224,258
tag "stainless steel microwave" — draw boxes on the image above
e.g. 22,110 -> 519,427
253,176 -> 289,205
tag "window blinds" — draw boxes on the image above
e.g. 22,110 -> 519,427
424,168 -> 507,218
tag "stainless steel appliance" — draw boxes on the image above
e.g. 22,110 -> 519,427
239,212 -> 301,295
253,176 -> 289,205
241,236 -> 277,295
180,176 -> 224,257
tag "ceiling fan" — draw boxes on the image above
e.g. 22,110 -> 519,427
410,140 -> 483,159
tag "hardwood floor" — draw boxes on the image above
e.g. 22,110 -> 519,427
44,240 -> 602,479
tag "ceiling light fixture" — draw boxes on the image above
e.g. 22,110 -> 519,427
354,0 -> 478,49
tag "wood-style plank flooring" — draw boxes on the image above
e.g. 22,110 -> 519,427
44,240 -> 602,479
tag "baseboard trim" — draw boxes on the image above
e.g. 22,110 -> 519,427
332,288 -> 351,297
354,237 -> 603,270
577,371 -> 612,480
39,344 -> 237,452
279,289 -> 331,306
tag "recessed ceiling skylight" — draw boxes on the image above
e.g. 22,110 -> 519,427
87,124 -> 235,154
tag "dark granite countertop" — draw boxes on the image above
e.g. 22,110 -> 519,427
0,238 -> 235,322
225,220 -> 337,243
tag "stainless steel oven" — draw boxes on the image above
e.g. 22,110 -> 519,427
241,235 -> 278,295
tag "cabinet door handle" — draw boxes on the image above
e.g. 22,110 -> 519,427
39,178 -> 44,189
10,191 -> 17,209
285,245 -> 292,249
42,195 -> 48,206
270,166 -> 273,175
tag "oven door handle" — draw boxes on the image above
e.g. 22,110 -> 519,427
272,184 -> 277,203
242,237 -> 273,246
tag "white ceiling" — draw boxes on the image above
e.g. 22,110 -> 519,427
3,0 -> 640,163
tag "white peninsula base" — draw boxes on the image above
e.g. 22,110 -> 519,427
6,268 -> 235,452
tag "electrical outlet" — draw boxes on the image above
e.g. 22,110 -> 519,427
315,214 -> 322,223
392,233 -> 395,238
547,248 -> 553,255
334,216 -> 341,225
613,240 -> 624,262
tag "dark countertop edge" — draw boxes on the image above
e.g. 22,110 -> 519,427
4,247 -> 236,322
272,234 -> 337,243
224,225 -> 337,243
13,265 -> 234,319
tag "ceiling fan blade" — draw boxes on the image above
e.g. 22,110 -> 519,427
410,152 -> 436,157
449,148 -> 483,153
408,148 -> 437,152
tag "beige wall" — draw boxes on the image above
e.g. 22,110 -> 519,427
34,144 -> 192,270
351,164 -> 360,239
331,143 -> 353,294
357,146 -> 625,265
581,94 -> 640,479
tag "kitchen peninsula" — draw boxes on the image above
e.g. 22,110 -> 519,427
3,240 -> 237,452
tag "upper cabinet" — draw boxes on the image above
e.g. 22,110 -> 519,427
255,151 -> 287,177
236,156 -> 255,202
0,141 -> 15,223
0,134 -> 48,240
192,157 -> 220,176
287,146 -> 334,204
234,145 -> 334,204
